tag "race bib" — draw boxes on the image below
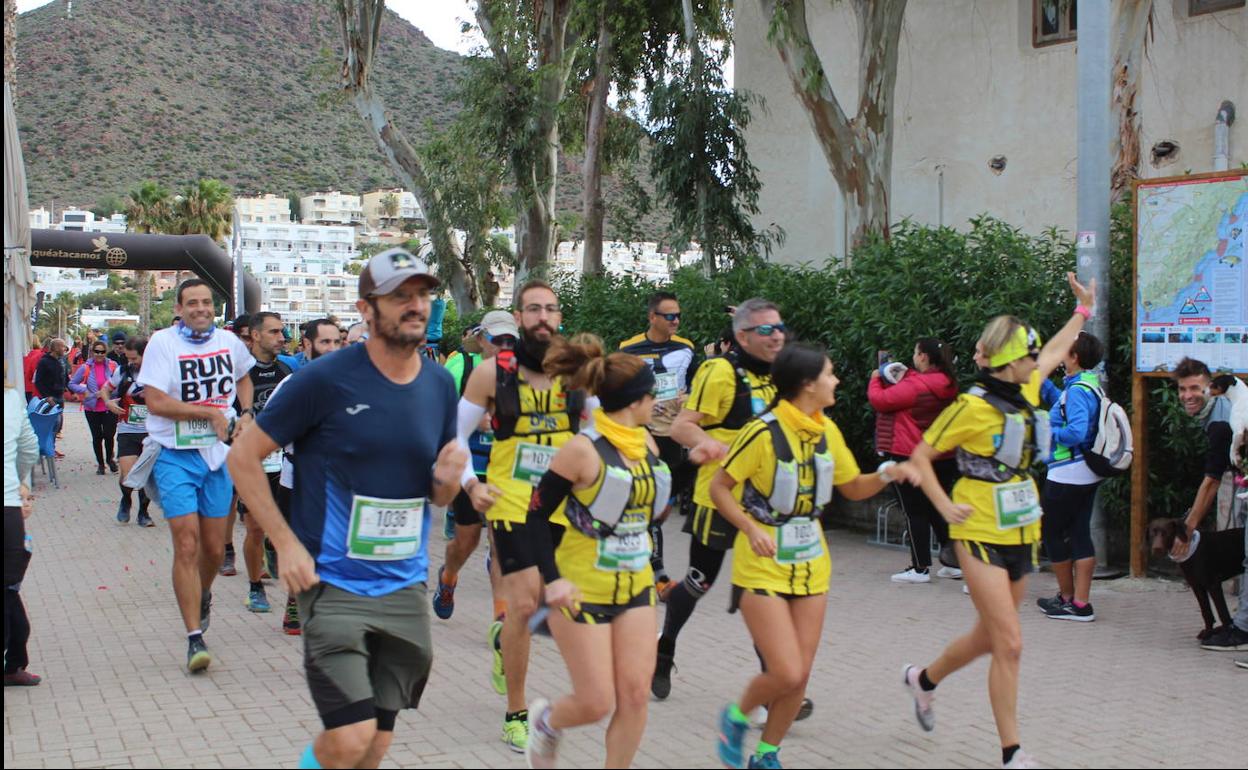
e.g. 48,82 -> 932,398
654,371 -> 680,402
346,495 -> 425,560
262,449 -> 283,474
596,515 -> 652,572
126,404 -> 149,426
775,518 -> 823,565
994,480 -> 1041,530
175,417 -> 218,448
512,442 -> 557,485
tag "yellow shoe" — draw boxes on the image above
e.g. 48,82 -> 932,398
502,712 -> 528,753
488,619 -> 506,695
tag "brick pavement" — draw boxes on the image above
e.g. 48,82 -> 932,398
3,408 -> 1243,768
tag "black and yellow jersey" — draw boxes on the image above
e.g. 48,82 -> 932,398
486,373 -> 579,525
618,332 -> 696,394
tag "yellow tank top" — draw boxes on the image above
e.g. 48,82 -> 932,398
557,452 -> 658,605
486,373 -> 577,524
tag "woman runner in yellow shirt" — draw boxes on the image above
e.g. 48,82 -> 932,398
523,335 -> 668,769
710,343 -> 921,769
902,273 -> 1095,770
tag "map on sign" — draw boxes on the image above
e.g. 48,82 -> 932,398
1136,172 -> 1248,373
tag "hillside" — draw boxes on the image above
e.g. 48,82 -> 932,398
13,0 -> 664,239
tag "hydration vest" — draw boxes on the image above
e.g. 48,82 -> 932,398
701,349 -> 766,432
491,350 -> 585,441
740,413 -> 834,526
955,386 -> 1051,483
565,430 -> 671,538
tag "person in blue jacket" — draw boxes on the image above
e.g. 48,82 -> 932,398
1037,331 -> 1105,622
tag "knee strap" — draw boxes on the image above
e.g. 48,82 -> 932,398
683,567 -> 712,597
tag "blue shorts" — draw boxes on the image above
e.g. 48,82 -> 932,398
152,449 -> 233,519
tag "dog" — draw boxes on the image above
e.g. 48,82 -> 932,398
1147,518 -> 1245,639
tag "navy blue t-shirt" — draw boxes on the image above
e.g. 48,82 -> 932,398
257,343 -> 457,596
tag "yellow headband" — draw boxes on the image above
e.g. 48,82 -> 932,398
989,325 -> 1042,368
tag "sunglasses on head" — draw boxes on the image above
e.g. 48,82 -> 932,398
745,323 -> 787,337
656,312 -> 681,322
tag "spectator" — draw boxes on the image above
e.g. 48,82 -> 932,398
107,332 -> 128,368
5,366 -> 41,687
33,339 -> 68,458
22,339 -> 44,403
69,341 -> 120,475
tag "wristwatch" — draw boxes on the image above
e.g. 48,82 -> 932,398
877,461 -> 898,483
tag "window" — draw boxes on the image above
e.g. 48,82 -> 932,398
1033,0 -> 1076,47
1190,0 -> 1244,14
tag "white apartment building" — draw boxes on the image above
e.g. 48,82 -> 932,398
257,271 -> 361,330
361,189 -> 423,228
300,191 -> 364,227
31,267 -> 110,298
236,193 -> 293,224
553,241 -> 698,282
238,222 -> 357,276
28,207 -> 52,229
36,209 -> 128,233
80,308 -> 140,330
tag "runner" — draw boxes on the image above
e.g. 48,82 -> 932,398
102,337 -> 154,527
228,247 -> 467,769
901,273 -> 1095,770
457,280 -> 593,752
221,316 -> 253,577
137,278 -> 255,672
712,343 -> 921,769
618,291 -> 697,598
432,313 -> 513,671
235,311 -> 294,615
654,298 -> 783,701
107,332 -> 128,368
522,336 -> 668,769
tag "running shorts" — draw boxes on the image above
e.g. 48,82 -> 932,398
959,540 -> 1037,582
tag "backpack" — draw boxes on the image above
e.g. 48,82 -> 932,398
1062,381 -> 1133,477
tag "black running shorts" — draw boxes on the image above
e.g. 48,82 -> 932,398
490,519 -> 564,576
959,540 -> 1037,582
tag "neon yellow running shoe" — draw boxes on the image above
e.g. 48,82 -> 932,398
488,619 -> 506,695
502,712 -> 528,753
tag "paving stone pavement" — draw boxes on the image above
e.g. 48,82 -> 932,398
3,408 -> 1243,769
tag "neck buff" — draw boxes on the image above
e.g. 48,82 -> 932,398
1195,394 -> 1216,424
515,332 -> 549,372
593,407 -> 649,460
176,320 -> 215,345
599,365 -> 656,412
732,344 -> 772,377
772,398 -> 827,444
975,369 -> 1030,411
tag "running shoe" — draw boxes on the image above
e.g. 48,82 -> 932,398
1234,658 -> 1248,669
283,596 -> 302,635
3,669 -> 42,686
716,704 -> 748,769
655,574 -> 673,602
748,750 -> 782,769
263,538 -> 279,580
107,459 -> 119,473
246,586 -> 271,613
502,712 -> 529,753
935,566 -> 963,579
1200,624 -> 1248,651
219,550 -> 237,577
96,464 -> 106,476
200,591 -> 212,632
1035,593 -> 1065,614
433,566 -> 457,620
795,697 -> 813,721
1046,601 -> 1094,622
488,619 -> 506,695
136,511 -> 155,528
116,500 -> 131,524
525,698 -> 560,769
902,664 -> 935,732
443,508 -> 456,540
187,636 -> 212,673
891,568 -> 931,584
652,651 -> 675,700
1003,749 -> 1041,769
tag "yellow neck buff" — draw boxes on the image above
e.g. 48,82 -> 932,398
593,407 -> 648,460
771,399 -> 827,443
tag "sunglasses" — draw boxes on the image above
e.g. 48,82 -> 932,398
655,312 -> 681,322
92,349 -> 107,354
745,323 -> 787,337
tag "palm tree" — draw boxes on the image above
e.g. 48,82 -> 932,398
125,180 -> 172,334
38,291 -> 80,341
380,192 -> 400,226
169,178 -> 234,290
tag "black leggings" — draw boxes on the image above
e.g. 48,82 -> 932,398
658,538 -> 728,656
5,506 -> 32,674
84,410 -> 118,466
1040,479 -> 1100,563
895,456 -> 958,570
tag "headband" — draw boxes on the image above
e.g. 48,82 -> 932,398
988,325 -> 1042,368
600,365 -> 657,412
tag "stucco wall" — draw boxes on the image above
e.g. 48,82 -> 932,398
736,0 -> 1248,267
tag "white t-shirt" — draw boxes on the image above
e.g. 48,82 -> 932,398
137,327 -> 255,464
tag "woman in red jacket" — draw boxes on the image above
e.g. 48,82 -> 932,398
869,338 -> 960,583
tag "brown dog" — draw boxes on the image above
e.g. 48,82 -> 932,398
1147,518 -> 1245,639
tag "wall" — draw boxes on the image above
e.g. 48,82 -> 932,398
736,0 -> 1248,266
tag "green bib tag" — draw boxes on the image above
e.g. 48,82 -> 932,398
775,518 -> 823,565
126,404 -> 148,426
654,371 -> 680,402
346,495 -> 425,561
994,480 -> 1040,530
175,417 -> 218,448
262,449 -> 283,474
595,512 -> 651,572
512,442 -> 557,485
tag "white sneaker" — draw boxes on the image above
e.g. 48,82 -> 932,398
936,566 -> 963,579
1003,749 -> 1042,768
962,584 -> 971,595
525,698 -> 560,769
751,704 -> 769,727
901,664 -> 934,732
891,568 -> 931,584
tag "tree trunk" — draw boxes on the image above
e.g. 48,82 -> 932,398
762,0 -> 905,250
1110,0 -> 1153,202
581,11 -> 611,277
4,0 -> 16,84
335,0 -> 478,312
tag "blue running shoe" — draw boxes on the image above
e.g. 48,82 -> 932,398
717,704 -> 748,769
116,499 -> 131,523
748,751 -> 782,769
246,586 -> 271,613
432,566 -> 456,620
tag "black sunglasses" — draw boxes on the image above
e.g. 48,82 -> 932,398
92,348 -> 107,354
655,312 -> 681,322
744,323 -> 787,337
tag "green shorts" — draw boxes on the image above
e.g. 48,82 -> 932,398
298,581 -> 433,730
